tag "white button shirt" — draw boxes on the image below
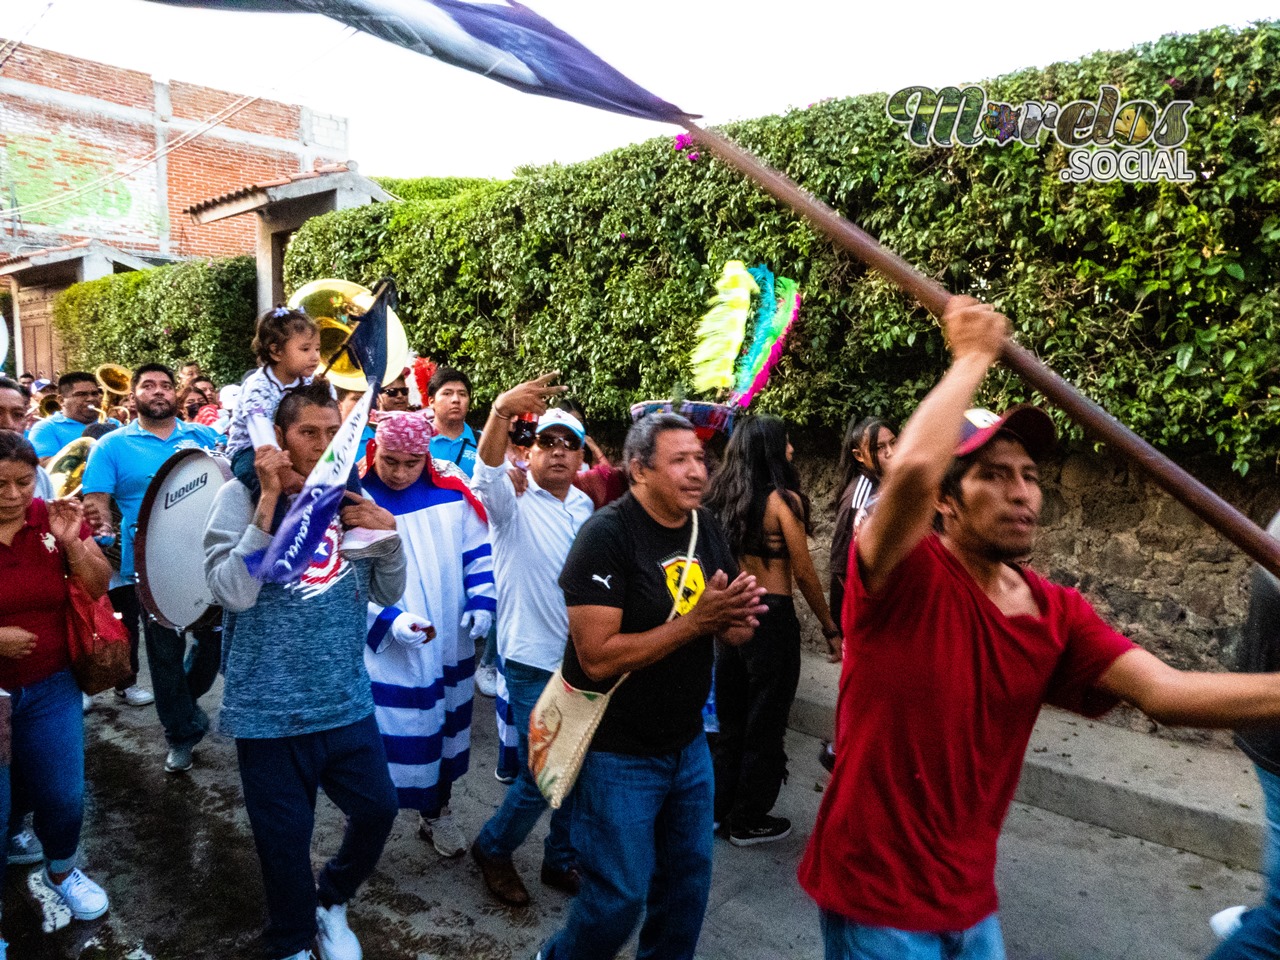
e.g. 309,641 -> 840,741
470,458 -> 594,672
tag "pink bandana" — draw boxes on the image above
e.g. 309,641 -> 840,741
375,410 -> 436,455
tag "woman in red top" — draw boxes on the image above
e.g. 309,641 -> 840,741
0,431 -> 112,937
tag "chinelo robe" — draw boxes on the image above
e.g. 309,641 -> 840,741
363,458 -> 496,811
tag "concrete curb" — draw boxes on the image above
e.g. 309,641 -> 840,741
789,651 -> 1265,869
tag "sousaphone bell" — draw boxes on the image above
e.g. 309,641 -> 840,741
47,437 -> 95,499
95,364 -> 131,422
287,279 -> 410,392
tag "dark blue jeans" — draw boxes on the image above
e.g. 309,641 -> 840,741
107,584 -> 142,691
8,669 -> 84,873
144,615 -> 221,749
236,714 -> 399,959
1208,764 -> 1280,960
541,736 -> 714,960
474,659 -> 574,871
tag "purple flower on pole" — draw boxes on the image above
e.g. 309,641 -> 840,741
674,133 -> 693,152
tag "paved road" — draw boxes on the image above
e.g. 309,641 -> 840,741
4,675 -> 1266,959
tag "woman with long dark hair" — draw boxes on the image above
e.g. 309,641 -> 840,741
705,415 -> 840,846
828,415 -> 897,646
0,431 -> 113,948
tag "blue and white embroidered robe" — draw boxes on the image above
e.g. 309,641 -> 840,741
363,460 -> 496,811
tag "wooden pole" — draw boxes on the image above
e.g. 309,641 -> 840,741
683,121 -> 1280,579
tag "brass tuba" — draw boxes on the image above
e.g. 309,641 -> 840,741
47,437 -> 94,499
95,364 -> 131,422
38,395 -> 61,418
287,279 -> 410,393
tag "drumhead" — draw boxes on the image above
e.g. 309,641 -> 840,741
135,448 -> 231,630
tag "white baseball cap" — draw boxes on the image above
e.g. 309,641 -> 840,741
535,408 -> 585,441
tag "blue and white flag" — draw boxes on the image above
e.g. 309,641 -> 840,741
245,283 -> 393,583
142,0 -> 690,122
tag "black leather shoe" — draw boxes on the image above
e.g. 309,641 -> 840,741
539,861 -> 580,895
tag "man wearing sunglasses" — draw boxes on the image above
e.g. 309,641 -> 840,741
379,375 -> 412,414
470,374 -> 594,908
28,372 -> 121,464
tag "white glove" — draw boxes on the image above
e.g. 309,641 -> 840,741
392,612 -> 434,645
459,608 -> 493,642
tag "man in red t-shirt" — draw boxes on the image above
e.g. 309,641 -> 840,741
800,297 -> 1280,960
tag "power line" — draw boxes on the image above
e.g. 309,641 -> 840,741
0,2 -> 55,74
1,23 -> 357,223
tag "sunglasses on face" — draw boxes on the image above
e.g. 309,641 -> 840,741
535,434 -> 582,451
382,388 -> 410,398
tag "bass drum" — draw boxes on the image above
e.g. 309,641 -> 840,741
135,448 -> 231,631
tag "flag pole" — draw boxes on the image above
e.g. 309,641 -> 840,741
682,120 -> 1280,579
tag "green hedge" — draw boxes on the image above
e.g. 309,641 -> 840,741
374,175 -> 497,203
288,21 -> 1280,472
53,256 -> 257,386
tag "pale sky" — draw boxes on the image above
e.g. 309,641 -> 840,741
0,0 -> 1274,179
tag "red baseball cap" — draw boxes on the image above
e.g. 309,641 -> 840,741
956,405 -> 1056,461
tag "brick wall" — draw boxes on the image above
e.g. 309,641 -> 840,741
0,40 -> 348,259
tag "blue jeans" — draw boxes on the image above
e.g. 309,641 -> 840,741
821,910 -> 1006,960
1208,764 -> 1280,959
7,670 -> 85,873
236,714 -> 399,959
541,736 -> 714,960
145,615 -> 221,749
474,659 -> 574,870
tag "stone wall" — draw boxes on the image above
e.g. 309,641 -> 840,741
788,428 -> 1280,741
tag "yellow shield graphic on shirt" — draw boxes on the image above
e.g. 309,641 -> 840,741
661,558 -> 706,617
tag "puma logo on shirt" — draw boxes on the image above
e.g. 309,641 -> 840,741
592,574 -> 613,590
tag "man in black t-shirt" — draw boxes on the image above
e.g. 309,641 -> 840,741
537,412 -> 768,960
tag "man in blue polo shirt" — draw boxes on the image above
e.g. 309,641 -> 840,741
427,366 -> 478,478
28,372 -> 121,462
83,363 -> 221,775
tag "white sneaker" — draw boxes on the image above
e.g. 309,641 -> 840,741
419,808 -> 467,858
1210,904 -> 1248,940
114,685 -> 154,707
7,827 -> 43,865
474,664 -> 498,698
42,868 -> 109,920
315,903 -> 361,960
81,693 -> 93,714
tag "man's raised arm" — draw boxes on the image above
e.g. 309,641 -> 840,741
858,297 -> 1010,594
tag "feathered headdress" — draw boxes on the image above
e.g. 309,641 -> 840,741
690,260 -> 802,407
731,276 -> 801,408
406,356 -> 437,410
690,261 -> 758,393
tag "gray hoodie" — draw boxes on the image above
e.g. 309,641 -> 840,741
203,480 -> 406,739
